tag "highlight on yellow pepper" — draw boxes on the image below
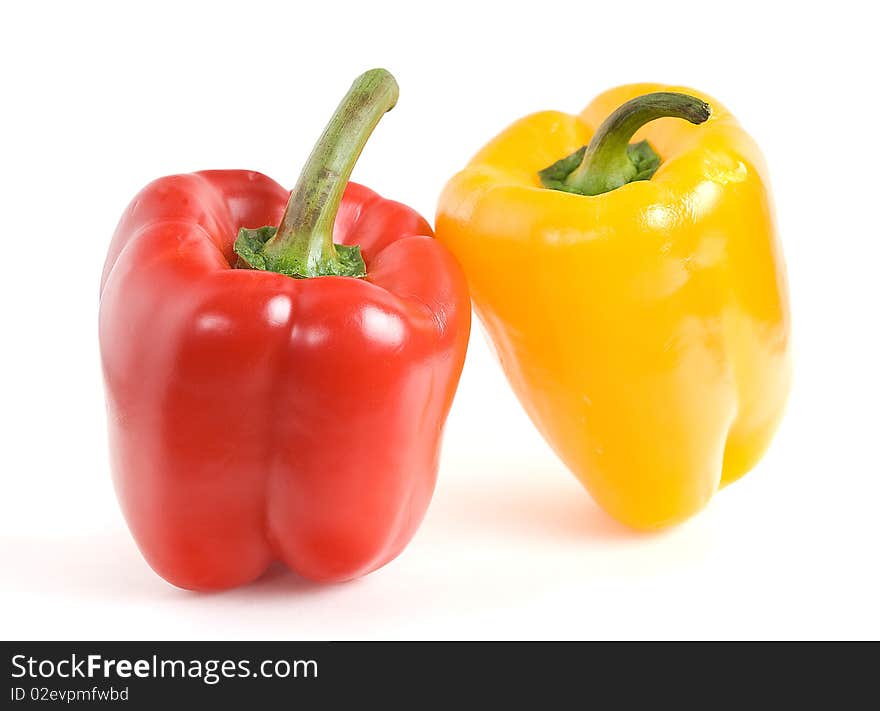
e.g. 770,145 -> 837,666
436,84 -> 791,529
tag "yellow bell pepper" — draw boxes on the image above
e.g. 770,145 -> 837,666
436,84 -> 792,529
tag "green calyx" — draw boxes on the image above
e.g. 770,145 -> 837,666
234,226 -> 366,279
234,68 -> 399,279
538,92 -> 710,196
539,140 -> 660,192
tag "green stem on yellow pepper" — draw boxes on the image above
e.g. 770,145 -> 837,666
539,92 -> 710,197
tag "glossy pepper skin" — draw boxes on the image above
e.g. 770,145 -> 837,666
436,83 -> 791,529
100,71 -> 469,590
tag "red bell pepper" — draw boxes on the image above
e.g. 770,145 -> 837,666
99,69 -> 470,590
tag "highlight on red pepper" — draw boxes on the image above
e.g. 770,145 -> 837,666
99,69 -> 471,590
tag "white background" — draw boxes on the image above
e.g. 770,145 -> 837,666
2,1 -> 878,640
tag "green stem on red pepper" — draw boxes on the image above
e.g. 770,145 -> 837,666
538,92 -> 711,196
235,68 -> 399,278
